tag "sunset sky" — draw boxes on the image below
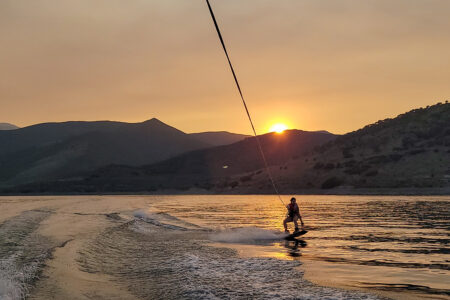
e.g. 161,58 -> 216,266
1,0 -> 449,134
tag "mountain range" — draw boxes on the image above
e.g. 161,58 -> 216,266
1,102 -> 449,194
0,123 -> 19,130
236,102 -> 450,193
190,131 -> 250,146
71,129 -> 336,193
0,118 -> 248,187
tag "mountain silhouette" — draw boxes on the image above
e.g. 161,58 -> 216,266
11,129 -> 336,193
271,101 -> 450,191
0,123 -> 19,130
0,118 -> 215,186
3,102 -> 448,194
190,131 -> 250,146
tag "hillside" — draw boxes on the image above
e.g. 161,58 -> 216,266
230,102 -> 450,192
5,129 -> 337,193
0,118 -> 210,187
0,123 -> 19,130
189,131 -> 250,146
2,102 -> 449,195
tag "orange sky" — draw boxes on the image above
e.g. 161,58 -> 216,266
1,0 -> 449,134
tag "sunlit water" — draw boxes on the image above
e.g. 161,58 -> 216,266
150,195 -> 450,298
0,195 -> 448,299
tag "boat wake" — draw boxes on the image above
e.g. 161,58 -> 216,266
210,227 -> 285,244
0,210 -> 54,300
77,211 -> 381,299
133,210 -> 204,231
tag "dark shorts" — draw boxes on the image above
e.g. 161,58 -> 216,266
285,215 -> 298,222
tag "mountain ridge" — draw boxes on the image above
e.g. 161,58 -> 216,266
2,129 -> 338,193
0,118 -> 246,187
0,123 -> 19,130
189,131 -> 251,147
2,102 -> 448,194
234,102 -> 450,192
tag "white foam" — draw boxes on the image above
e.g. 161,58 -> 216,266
0,257 -> 29,300
132,210 -> 149,220
177,253 -> 381,299
132,210 -> 188,231
210,227 -> 285,243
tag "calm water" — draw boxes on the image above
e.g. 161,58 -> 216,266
150,195 -> 450,298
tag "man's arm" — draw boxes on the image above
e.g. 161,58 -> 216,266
296,205 -> 304,226
298,214 -> 304,226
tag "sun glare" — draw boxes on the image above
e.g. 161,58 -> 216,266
269,123 -> 288,134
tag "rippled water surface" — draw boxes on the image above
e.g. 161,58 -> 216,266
151,195 -> 450,298
0,195 -> 448,299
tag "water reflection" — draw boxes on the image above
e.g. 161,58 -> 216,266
152,195 -> 450,297
283,239 -> 307,258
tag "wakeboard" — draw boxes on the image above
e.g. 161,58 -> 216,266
284,230 -> 308,240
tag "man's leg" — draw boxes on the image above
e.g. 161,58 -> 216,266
283,217 -> 292,232
293,216 -> 299,231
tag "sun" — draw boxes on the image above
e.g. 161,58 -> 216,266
269,123 -> 288,134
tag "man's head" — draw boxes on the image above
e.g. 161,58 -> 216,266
290,197 -> 296,204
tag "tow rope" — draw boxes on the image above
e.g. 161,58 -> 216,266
205,0 -> 285,207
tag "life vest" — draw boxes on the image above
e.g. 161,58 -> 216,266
288,203 -> 298,217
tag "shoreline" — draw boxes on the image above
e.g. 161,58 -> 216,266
1,186 -> 449,196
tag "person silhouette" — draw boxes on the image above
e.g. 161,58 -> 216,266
283,197 -> 304,233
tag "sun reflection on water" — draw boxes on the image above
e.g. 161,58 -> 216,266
151,195 -> 450,297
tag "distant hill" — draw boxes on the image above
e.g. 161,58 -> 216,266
0,123 -> 19,130
190,131 -> 250,146
0,118 -> 211,187
3,102 -> 449,195
232,102 -> 450,192
8,129 -> 337,193
142,129 -> 336,177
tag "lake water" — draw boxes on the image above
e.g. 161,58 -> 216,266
0,195 -> 448,299
149,195 -> 450,299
